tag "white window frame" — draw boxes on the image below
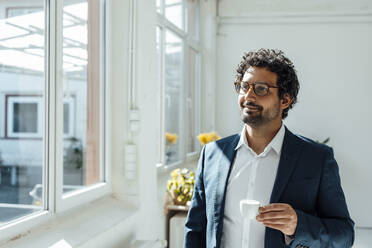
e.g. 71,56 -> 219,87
157,0 -> 201,169
186,46 -> 201,158
6,95 -> 43,138
0,0 -> 111,239
6,6 -> 43,18
55,0 -> 109,213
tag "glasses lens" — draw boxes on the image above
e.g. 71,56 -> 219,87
234,82 -> 241,93
254,84 -> 268,96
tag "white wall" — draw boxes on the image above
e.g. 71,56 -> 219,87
110,0 -> 162,242
217,0 -> 372,16
216,4 -> 372,227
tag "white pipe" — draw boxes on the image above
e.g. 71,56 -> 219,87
127,0 -> 137,143
128,0 -> 137,110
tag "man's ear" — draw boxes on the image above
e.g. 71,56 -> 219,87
281,93 -> 292,109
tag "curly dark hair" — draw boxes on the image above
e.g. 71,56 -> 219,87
235,48 -> 299,119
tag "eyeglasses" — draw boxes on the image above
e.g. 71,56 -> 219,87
234,81 -> 280,96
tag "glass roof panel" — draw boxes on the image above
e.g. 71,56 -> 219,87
0,2 -> 89,74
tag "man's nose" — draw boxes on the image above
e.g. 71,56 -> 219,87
244,85 -> 256,99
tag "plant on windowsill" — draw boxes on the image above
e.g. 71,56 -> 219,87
197,131 -> 221,146
64,137 -> 83,169
165,132 -> 178,164
167,168 -> 195,206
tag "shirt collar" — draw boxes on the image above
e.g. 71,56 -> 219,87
235,123 -> 285,156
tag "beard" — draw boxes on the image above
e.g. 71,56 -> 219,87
240,100 -> 281,128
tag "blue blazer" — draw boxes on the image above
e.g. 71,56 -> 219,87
184,127 -> 354,248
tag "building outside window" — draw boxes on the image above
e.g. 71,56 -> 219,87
5,95 -> 75,139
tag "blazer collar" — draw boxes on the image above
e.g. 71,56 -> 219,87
235,123 -> 286,156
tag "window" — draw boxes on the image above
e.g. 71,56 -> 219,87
0,0 -> 46,226
61,0 -> 105,193
0,0 -> 108,229
6,96 -> 43,138
157,0 -> 201,166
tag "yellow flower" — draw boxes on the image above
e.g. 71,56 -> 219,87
197,131 -> 221,145
167,180 -> 173,191
178,176 -> 185,185
165,132 -> 178,144
183,187 -> 189,194
177,195 -> 184,202
166,168 -> 196,205
171,168 -> 180,179
197,133 -> 207,145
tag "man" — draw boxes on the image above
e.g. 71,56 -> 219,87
184,49 -> 354,248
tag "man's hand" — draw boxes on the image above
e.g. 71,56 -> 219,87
256,203 -> 297,236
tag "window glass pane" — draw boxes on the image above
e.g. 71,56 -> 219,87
187,0 -> 199,40
14,103 -> 38,133
187,48 -> 199,154
156,26 -> 162,63
62,0 -> 104,193
63,103 -> 70,135
156,26 -> 162,124
164,30 -> 183,164
156,0 -> 162,13
7,96 -> 42,138
156,26 -> 163,162
165,0 -> 184,30
0,0 -> 45,225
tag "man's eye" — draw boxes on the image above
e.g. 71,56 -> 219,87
242,84 -> 249,90
256,85 -> 267,92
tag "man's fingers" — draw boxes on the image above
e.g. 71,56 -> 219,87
257,212 -> 291,221
258,218 -> 290,225
259,203 -> 289,213
257,203 -> 297,236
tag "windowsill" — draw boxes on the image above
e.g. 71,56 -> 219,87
156,162 -> 183,176
156,153 -> 200,176
0,195 -> 139,248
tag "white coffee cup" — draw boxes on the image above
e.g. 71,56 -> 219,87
239,199 -> 260,219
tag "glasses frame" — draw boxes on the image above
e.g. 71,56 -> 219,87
234,81 -> 280,96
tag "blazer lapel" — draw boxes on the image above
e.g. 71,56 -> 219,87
213,134 -> 240,245
269,127 -> 304,204
265,127 -> 304,248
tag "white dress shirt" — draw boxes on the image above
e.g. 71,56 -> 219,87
220,123 -> 285,248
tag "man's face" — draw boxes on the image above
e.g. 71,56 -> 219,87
238,66 -> 282,127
